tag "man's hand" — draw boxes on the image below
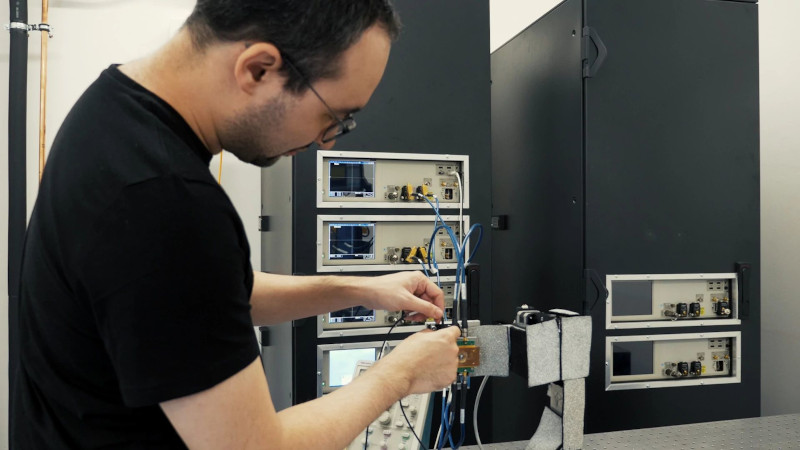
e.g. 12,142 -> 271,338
375,326 -> 461,395
359,271 -> 445,322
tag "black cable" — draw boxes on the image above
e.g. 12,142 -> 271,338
8,0 -> 30,444
399,399 -> 427,450
364,312 -> 404,450
455,377 -> 468,449
452,278 -> 459,329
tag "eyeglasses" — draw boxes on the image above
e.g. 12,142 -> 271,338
282,57 -> 357,143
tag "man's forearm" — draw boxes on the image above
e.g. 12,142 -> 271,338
275,358 -> 410,450
250,271 -> 368,326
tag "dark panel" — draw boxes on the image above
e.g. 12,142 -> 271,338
490,0 -> 584,441
611,280 -> 653,316
583,0 -> 760,432
612,341 -> 654,376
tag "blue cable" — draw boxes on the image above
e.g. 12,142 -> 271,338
416,258 -> 430,278
459,223 -> 484,263
419,194 -> 481,450
455,423 -> 466,449
438,394 -> 448,450
418,195 -> 462,261
427,223 -> 462,263
446,404 -> 457,449
441,400 -> 456,450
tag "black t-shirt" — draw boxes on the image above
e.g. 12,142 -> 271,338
11,65 -> 261,449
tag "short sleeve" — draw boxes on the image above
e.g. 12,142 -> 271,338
79,175 -> 259,407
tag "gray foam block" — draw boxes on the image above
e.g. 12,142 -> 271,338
562,378 -> 586,450
561,317 -> 591,380
527,320 -> 559,387
473,325 -> 510,377
527,316 -> 591,387
526,407 -> 562,450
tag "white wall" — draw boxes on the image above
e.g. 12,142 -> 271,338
1,1 -> 262,446
490,0 -> 561,52
758,0 -> 800,416
490,0 -> 800,418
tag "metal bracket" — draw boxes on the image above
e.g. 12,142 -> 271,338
259,215 -> 270,232
31,23 -> 54,38
4,22 -> 54,38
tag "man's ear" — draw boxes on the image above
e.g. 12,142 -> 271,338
233,42 -> 284,95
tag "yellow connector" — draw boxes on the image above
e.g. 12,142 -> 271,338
404,247 -> 419,264
417,247 -> 428,263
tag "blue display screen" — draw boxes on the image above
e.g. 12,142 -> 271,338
328,160 -> 375,198
328,223 -> 375,260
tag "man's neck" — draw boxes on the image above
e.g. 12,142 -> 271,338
119,30 -> 223,154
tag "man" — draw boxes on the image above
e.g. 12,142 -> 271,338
12,1 -> 462,448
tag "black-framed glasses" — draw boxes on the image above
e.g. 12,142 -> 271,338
282,57 -> 357,143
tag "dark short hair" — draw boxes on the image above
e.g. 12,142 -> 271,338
185,0 -> 401,93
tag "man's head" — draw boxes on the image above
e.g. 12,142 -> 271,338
184,1 -> 400,167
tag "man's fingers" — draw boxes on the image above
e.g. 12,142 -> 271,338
406,312 -> 429,322
447,325 -> 462,337
405,293 -> 442,320
440,325 -> 462,339
413,275 -> 445,311
419,293 -> 445,313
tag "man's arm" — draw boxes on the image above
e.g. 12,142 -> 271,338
161,326 -> 461,449
250,271 -> 444,326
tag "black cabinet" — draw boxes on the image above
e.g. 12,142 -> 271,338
491,0 -> 759,438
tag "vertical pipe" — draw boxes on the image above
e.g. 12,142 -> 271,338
39,0 -> 48,181
8,0 -> 29,444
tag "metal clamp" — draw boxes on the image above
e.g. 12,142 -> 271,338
31,23 -> 54,38
5,21 -> 29,33
4,22 -> 54,38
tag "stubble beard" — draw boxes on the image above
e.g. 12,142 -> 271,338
219,93 -> 309,168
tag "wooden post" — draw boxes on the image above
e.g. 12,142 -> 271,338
39,0 -> 49,182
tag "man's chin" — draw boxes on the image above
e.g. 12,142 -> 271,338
250,155 -> 282,168
240,143 -> 312,168
283,143 -> 312,157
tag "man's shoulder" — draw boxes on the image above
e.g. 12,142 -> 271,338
33,67 -> 221,265
49,67 -> 215,190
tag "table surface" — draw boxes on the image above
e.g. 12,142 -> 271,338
460,413 -> 800,449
